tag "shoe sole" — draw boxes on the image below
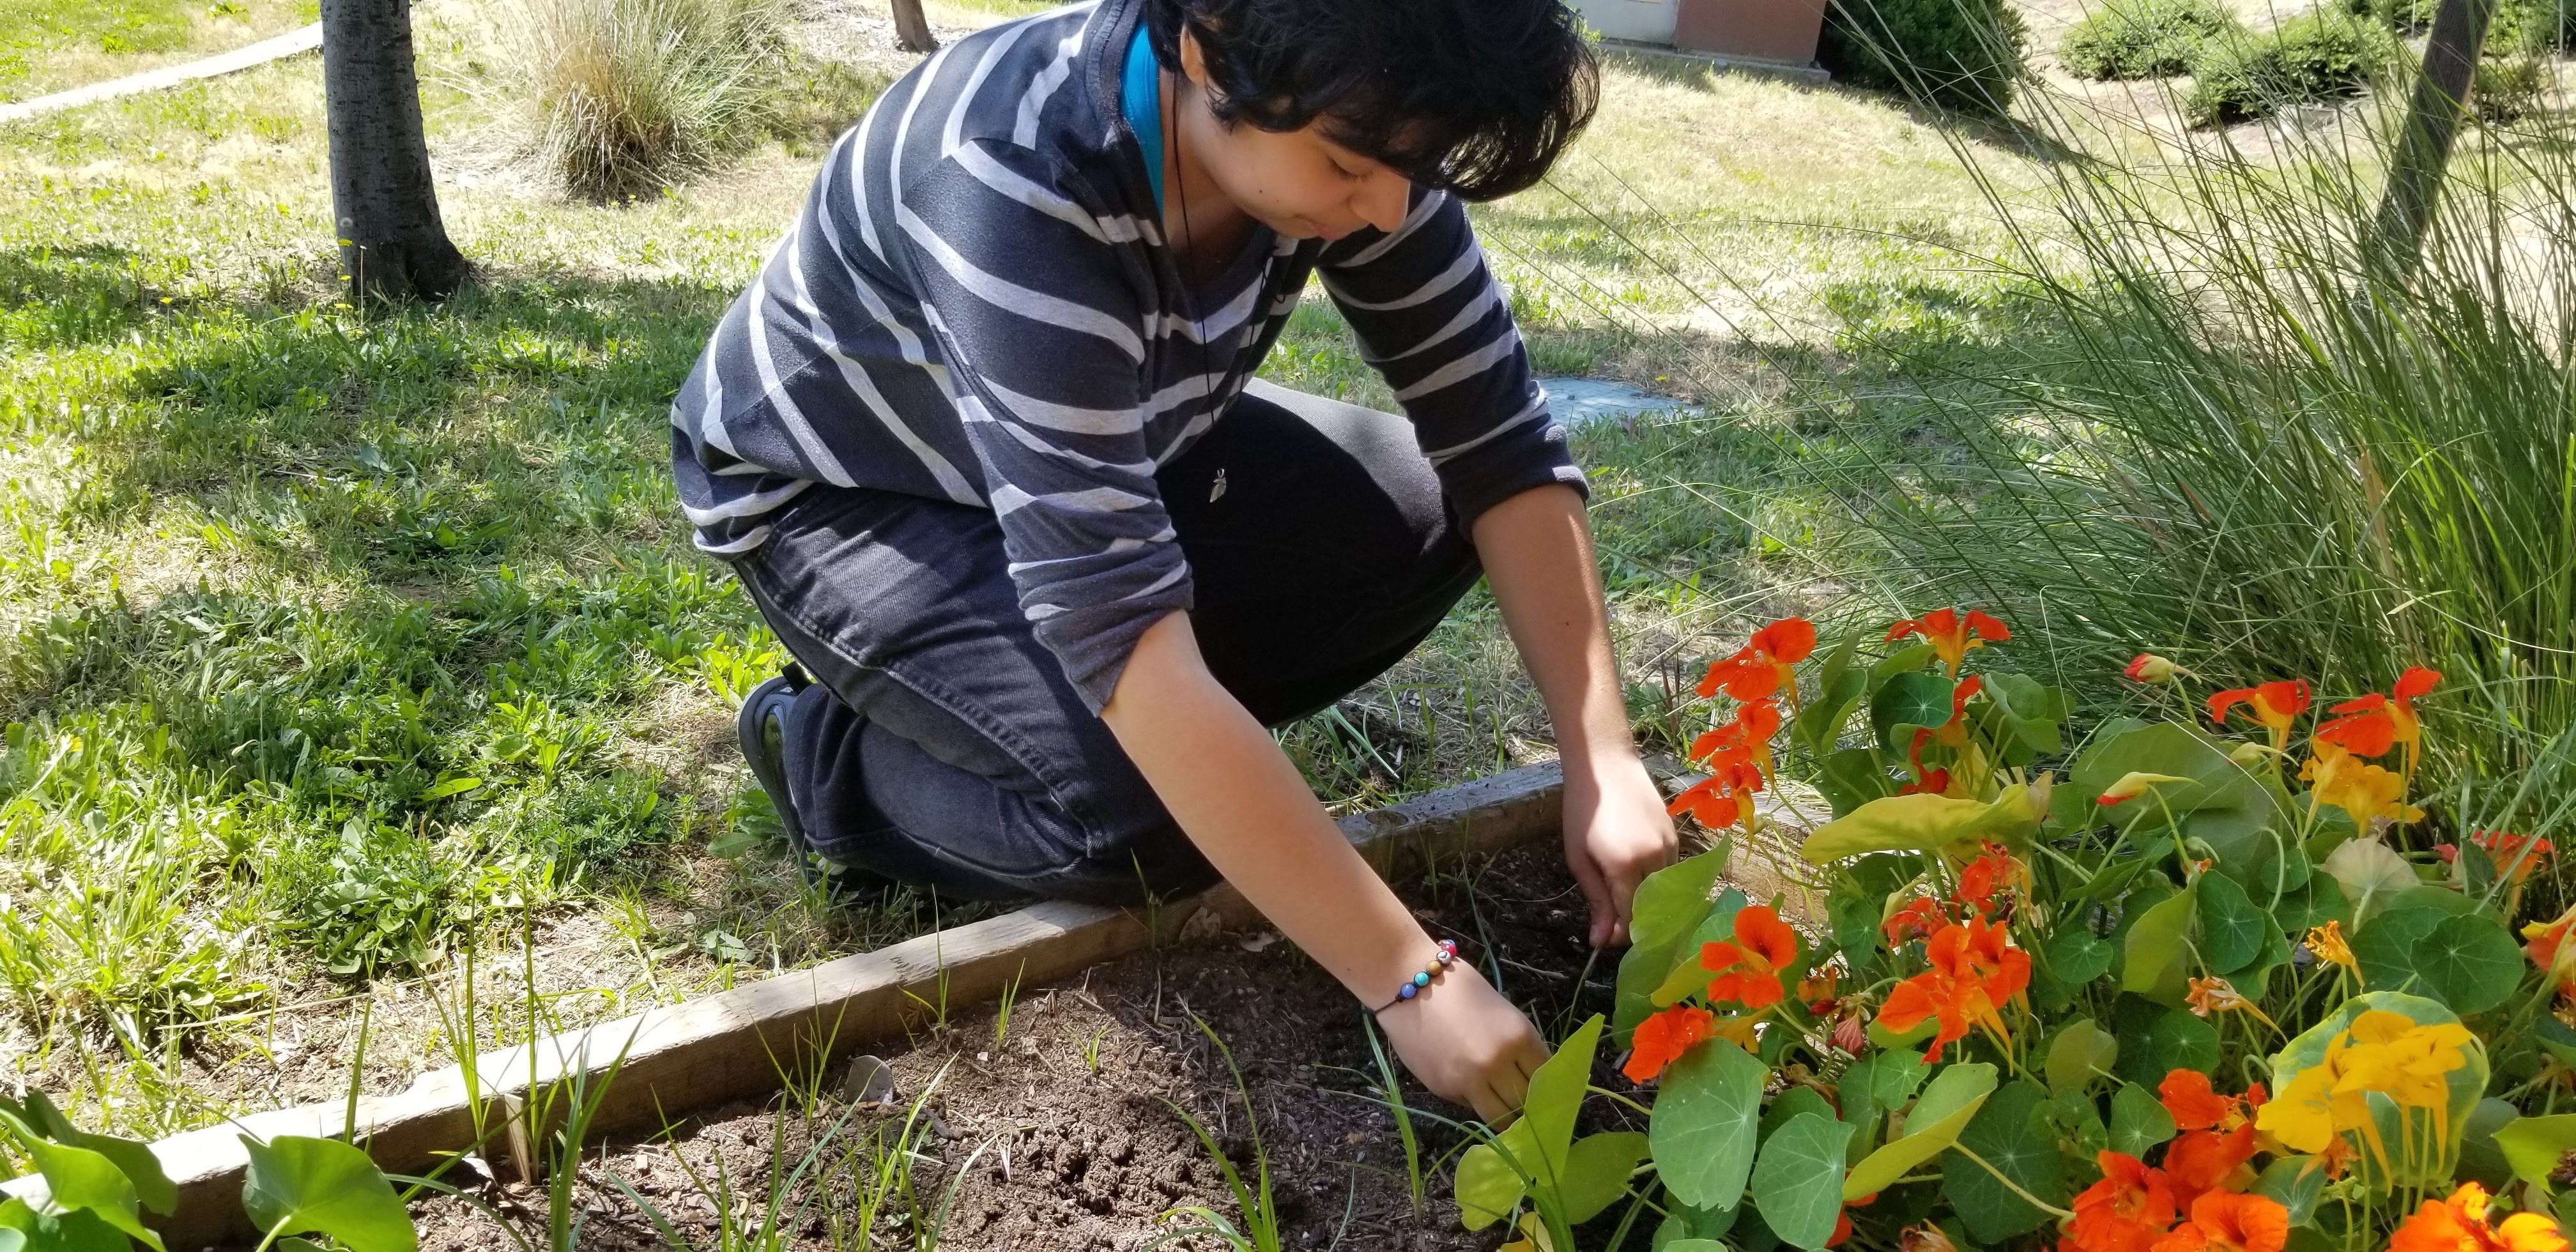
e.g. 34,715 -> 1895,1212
735,676 -> 822,887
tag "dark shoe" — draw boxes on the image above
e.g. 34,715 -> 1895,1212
738,672 -> 825,887
739,671 -> 907,904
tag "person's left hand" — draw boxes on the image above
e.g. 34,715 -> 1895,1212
1561,756 -> 1679,948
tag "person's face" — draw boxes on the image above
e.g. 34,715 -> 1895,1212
1173,31 -> 1414,242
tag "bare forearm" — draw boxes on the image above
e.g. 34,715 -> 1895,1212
1100,611 -> 1429,1002
1471,484 -> 1636,780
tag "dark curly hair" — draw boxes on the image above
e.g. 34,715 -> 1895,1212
1142,0 -> 1599,201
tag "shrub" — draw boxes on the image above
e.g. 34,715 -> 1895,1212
2487,0 -> 2576,53
2472,54 -> 2547,120
487,0 -> 789,200
1820,0 -> 2031,118
2058,0 -> 2241,79
2182,10 -> 2395,126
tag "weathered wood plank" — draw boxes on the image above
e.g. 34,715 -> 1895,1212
9,761 -> 1579,1247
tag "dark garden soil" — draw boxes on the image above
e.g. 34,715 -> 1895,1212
396,842 -> 1665,1251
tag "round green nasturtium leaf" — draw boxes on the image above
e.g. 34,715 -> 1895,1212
0,1111 -> 162,1252
1613,853 -> 1735,1042
240,1134 -> 418,1252
2194,871 -> 2269,975
2456,1099 -> 2521,1189
1651,1039 -> 1769,1210
1942,1080 -> 2069,1243
1561,1131 -> 1653,1226
2322,839 -> 2418,931
2121,890 -> 2198,1005
2494,1113 -> 2576,1193
2109,1082 -> 2177,1157
1652,1201 -> 1739,1251
1843,1062 -> 1996,1201
2352,900 -> 2523,1014
1614,855 -> 1738,1042
1801,786 -> 2046,864
1871,671 -> 1954,756
1455,1118 -> 1540,1230
2044,1018 -> 2120,1094
1751,1113 -> 1857,1250
2046,929 -> 2117,988
2251,1155 -> 2327,1225
20,1091 -> 178,1218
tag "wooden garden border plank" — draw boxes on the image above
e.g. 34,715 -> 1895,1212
8,760 -> 1586,1248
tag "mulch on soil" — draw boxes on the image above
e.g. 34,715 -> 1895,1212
400,842 -> 1669,1251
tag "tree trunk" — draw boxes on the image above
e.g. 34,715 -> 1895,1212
891,0 -> 938,52
319,0 -> 470,303
2371,0 -> 2499,276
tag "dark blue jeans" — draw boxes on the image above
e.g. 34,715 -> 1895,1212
730,381 -> 1484,905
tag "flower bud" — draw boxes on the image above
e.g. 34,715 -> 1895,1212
2122,653 -> 2184,683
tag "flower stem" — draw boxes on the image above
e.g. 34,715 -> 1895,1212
1950,1144 -> 2074,1219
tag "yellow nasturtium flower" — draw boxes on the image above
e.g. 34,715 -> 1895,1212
2302,743 -> 2424,830
2254,1011 -> 2473,1177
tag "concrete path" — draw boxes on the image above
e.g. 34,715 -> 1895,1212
0,22 -> 321,125
1541,376 -> 1705,428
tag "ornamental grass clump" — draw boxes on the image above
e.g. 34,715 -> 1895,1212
1448,612 -> 2576,1252
484,0 -> 788,200
1811,65 -> 2576,784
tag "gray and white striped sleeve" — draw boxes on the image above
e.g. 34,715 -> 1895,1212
895,139 -> 1188,713
1319,188 -> 1586,524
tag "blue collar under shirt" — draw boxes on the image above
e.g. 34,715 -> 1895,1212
1121,26 -> 1163,209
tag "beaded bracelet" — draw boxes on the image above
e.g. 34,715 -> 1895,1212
1370,939 -> 1460,1014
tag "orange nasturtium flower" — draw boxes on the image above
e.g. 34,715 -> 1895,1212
1701,905 -> 1800,1009
2524,902 -> 2576,999
1882,896 -> 1945,947
2390,666 -> 2441,784
1623,1004 -> 1715,1085
1955,841 -> 2026,913
2316,692 -> 2399,758
2388,1183 -> 2570,1252
2151,1192 -> 2290,1252
2207,680 -> 2312,753
1699,616 -> 1818,705
1887,607 -> 2011,677
2065,1151 -> 2177,1252
2159,1070 -> 2244,1132
2165,1124 -> 2262,1210
2184,975 -> 2274,1028
1876,915 -> 2028,1062
2472,830 -> 2554,887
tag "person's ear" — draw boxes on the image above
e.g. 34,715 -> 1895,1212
1177,23 -> 1212,89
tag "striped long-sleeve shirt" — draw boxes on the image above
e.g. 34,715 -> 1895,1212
670,0 -> 1587,712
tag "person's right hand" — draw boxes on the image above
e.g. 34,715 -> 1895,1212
1374,961 -> 1551,1124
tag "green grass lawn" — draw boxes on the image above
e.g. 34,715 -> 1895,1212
0,0 -> 316,103
0,6 -> 2043,1138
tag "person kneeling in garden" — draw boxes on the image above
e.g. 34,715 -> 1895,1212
669,0 -> 1676,1120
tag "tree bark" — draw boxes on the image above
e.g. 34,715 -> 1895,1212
2371,0 -> 2499,277
891,0 -> 938,52
319,0 -> 470,303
